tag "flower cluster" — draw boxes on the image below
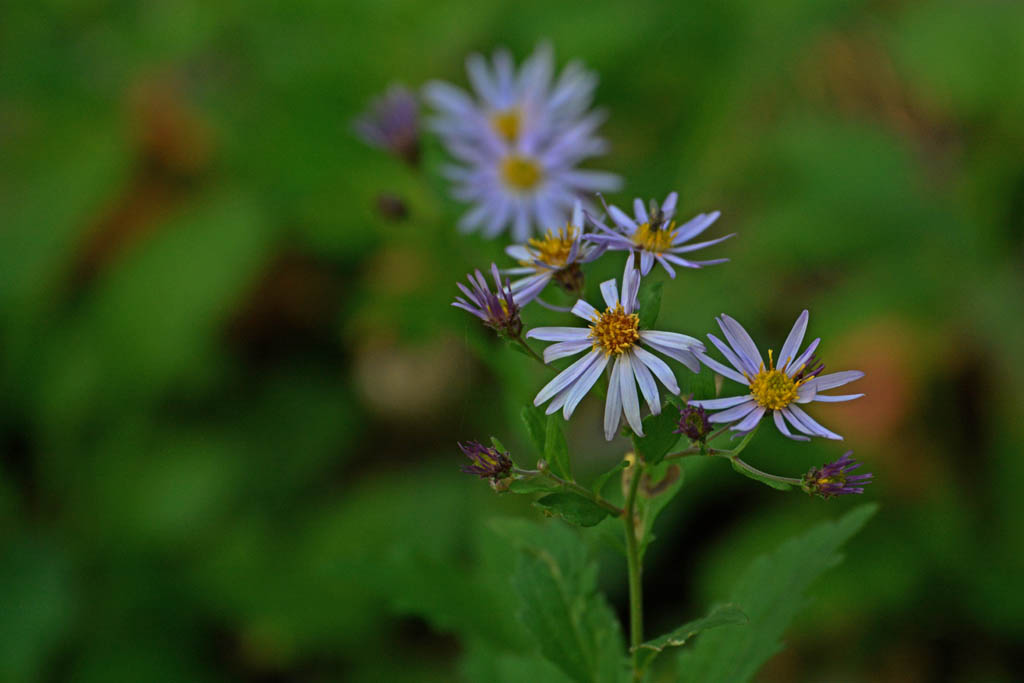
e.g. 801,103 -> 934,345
355,43 -> 873,497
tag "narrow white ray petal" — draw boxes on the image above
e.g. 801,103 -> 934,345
655,255 -> 677,279
694,351 -> 748,385
571,299 -> 600,321
563,352 -> 609,419
633,198 -> 649,224
717,314 -> 764,372
732,406 -> 766,432
505,245 -> 533,261
786,404 -> 843,440
631,346 -> 680,395
688,395 -> 754,409
629,350 -> 660,414
668,233 -> 735,254
661,192 -> 678,218
707,332 -> 756,377
621,253 -> 639,314
707,400 -> 758,424
608,204 -> 638,232
543,339 -> 592,363
571,200 -> 583,229
526,327 -> 591,342
803,371 -> 865,393
618,354 -> 644,436
787,338 -> 821,377
773,411 -> 810,441
794,381 -> 817,404
599,278 -> 620,309
778,310 -> 809,371
810,393 -> 865,403
640,250 -> 654,276
782,407 -> 815,437
673,211 -> 720,242
604,357 -> 624,440
534,351 -> 600,405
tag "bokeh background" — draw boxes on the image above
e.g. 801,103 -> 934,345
3,1 -> 1024,681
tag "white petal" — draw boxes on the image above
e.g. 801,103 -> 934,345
732,406 -> 766,432
631,346 -> 680,395
618,354 -> 644,436
633,198 -> 649,224
803,371 -> 865,393
810,393 -> 865,403
599,278 -> 620,309
562,351 -> 609,419
774,410 -> 810,441
707,332 -> 756,378
717,314 -> 763,372
604,357 -> 623,440
661,192 -> 678,218
543,339 -> 592,363
640,250 -> 654,276
629,350 -> 660,414
778,310 -> 809,372
526,327 -> 590,342
688,395 -> 754,409
571,299 -> 600,321
608,204 -> 637,232
534,351 -> 601,405
786,404 -> 843,440
707,400 -> 758,424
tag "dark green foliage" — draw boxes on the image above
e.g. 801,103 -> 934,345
534,493 -> 611,527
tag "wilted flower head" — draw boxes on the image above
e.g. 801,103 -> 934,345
690,310 -> 864,441
459,441 -> 513,479
675,403 -> 712,442
353,85 -> 420,165
802,452 -> 873,498
526,254 -> 704,440
452,263 -> 523,338
503,200 -> 604,304
424,44 -> 620,240
586,192 -> 733,278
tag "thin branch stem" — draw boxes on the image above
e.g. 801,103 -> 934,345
730,457 -> 803,486
511,467 -> 624,517
623,459 -> 645,681
513,334 -> 549,369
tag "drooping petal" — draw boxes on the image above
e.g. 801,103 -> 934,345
618,354 -> 644,436
629,350 -> 660,414
786,404 -> 843,440
631,346 -> 680,395
810,393 -> 865,403
639,250 -> 655,276
604,356 -> 624,440
773,410 -> 810,441
534,351 -> 601,406
803,371 -> 865,393
562,351 -> 609,419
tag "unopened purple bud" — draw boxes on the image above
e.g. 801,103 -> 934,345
458,441 -> 513,480
802,451 -> 873,499
452,263 -> 523,338
675,403 -> 712,442
353,85 -> 421,166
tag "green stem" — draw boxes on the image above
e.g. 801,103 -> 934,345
729,457 -> 803,486
512,467 -> 624,517
623,458 -> 645,681
513,334 -> 549,370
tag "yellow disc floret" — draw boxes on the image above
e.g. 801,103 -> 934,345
501,155 -> 543,191
491,109 -> 521,141
525,225 -> 577,268
747,349 -> 809,410
632,220 -> 677,253
589,305 -> 640,355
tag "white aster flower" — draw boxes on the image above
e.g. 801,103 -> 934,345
503,200 -> 604,305
586,192 -> 733,278
526,254 -> 705,440
690,310 -> 865,440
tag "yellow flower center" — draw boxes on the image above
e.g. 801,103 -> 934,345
501,155 -> 543,192
589,305 -> 640,355
747,349 -> 810,410
632,220 -> 678,253
491,109 -> 521,141
525,225 -> 576,269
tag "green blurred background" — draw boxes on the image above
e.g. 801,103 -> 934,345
2,0 -> 1023,681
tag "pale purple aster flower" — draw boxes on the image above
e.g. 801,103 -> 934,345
503,200 -> 605,304
424,44 -> 621,240
526,254 -> 704,440
689,310 -> 865,441
452,263 -> 522,338
802,451 -> 873,498
586,192 -> 733,278
423,42 -> 603,151
352,85 -> 420,165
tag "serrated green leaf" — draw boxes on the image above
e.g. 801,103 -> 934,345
635,603 -> 747,670
678,504 -> 878,683
544,414 -> 571,479
638,281 -> 663,328
633,405 -> 682,465
592,458 -> 627,496
534,493 -> 611,528
499,521 -> 626,683
730,459 -> 792,491
522,404 -> 547,458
